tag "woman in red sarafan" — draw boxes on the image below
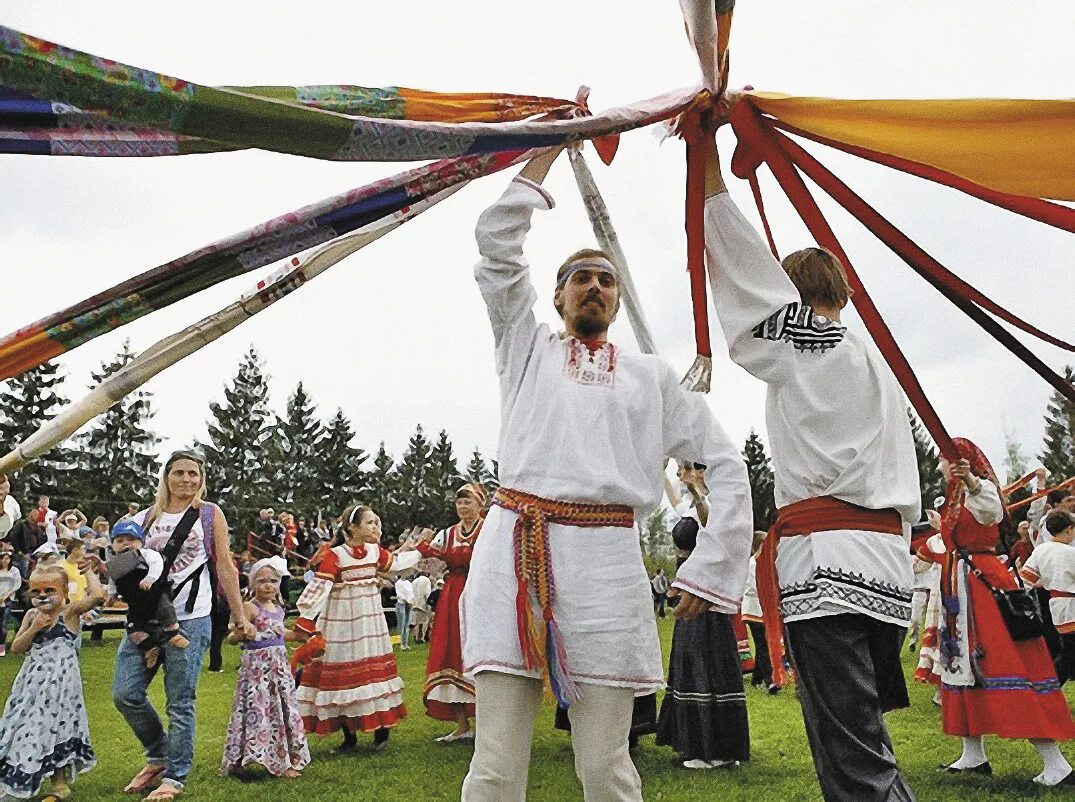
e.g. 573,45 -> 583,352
417,483 -> 486,742
932,438 -> 1075,787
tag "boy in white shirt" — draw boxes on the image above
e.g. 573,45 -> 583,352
1021,511 -> 1075,683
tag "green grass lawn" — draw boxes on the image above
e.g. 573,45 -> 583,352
2,618 -> 1073,801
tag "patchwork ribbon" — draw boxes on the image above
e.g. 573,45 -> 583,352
0,25 -> 697,163
0,149 -> 526,380
0,82 -> 577,157
0,151 -> 530,474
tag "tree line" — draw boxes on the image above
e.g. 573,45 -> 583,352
0,344 -> 497,540
0,342 -> 1070,549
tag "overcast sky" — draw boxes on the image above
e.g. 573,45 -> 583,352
2,1 -> 1072,486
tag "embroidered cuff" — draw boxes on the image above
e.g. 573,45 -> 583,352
294,617 -> 317,635
512,176 -> 556,210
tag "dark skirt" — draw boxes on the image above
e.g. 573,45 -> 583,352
553,693 -> 657,737
655,611 -> 750,762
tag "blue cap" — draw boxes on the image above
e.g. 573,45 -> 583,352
111,520 -> 144,542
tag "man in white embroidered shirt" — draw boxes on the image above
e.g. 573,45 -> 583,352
701,118 -> 920,802
459,147 -> 753,802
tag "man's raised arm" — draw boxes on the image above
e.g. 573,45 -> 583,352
474,149 -> 562,380
702,135 -> 841,385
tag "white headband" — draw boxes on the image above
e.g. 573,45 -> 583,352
557,257 -> 618,288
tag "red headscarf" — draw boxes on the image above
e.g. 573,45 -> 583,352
940,437 -> 1001,544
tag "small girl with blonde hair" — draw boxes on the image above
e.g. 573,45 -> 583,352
222,556 -> 310,778
0,560 -> 106,799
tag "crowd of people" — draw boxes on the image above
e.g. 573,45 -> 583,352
0,118 -> 1072,802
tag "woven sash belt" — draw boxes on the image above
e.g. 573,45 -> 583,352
492,487 -> 634,706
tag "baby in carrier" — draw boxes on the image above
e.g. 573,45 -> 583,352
107,520 -> 188,667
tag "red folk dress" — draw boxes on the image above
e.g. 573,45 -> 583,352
416,521 -> 481,721
294,543 -> 418,734
938,500 -> 1075,740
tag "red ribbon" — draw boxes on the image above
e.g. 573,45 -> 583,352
766,125 -> 1075,404
729,100 -> 958,459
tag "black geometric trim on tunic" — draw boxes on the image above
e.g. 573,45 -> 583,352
753,302 -> 846,354
780,567 -> 912,621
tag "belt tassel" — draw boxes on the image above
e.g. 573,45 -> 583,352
511,504 -> 581,706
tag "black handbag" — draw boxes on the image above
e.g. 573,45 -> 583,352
962,550 -> 1044,641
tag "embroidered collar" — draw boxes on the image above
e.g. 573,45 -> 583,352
456,519 -> 482,544
346,542 -> 369,560
564,336 -> 617,387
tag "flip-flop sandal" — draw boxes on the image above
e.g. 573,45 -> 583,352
143,784 -> 182,801
124,764 -> 166,793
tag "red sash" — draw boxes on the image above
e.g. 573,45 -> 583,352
757,497 -> 903,686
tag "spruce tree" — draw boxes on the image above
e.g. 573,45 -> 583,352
742,430 -> 776,531
1039,366 -> 1075,480
0,360 -> 77,508
197,347 -> 275,535
1003,431 -> 1029,485
315,408 -> 369,518
465,447 -> 496,493
426,430 -> 463,528
367,443 -> 402,537
639,505 -> 674,570
395,424 -> 437,530
77,341 -> 161,518
270,382 -> 324,514
908,410 -> 946,515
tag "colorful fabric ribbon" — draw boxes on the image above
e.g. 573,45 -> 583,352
0,82 -> 577,157
0,25 -> 696,162
748,92 -> 1075,202
0,155 -> 522,475
0,149 -> 528,381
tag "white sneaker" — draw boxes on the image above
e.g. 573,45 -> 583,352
682,759 -> 713,770
709,759 -> 738,768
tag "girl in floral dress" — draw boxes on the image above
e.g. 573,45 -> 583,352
292,504 -> 420,752
0,562 -> 106,800
222,556 -> 310,779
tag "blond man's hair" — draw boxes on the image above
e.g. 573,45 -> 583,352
781,247 -> 852,310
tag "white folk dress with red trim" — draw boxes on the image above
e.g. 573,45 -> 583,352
462,177 -> 754,693
294,543 -> 419,734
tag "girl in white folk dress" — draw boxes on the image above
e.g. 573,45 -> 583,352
222,556 -> 310,779
0,562 -> 106,800
290,504 -> 420,752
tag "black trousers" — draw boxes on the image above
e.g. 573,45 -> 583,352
1037,588 -> 1062,660
785,614 -> 914,802
208,597 -> 231,672
1056,632 -> 1075,685
747,621 -> 772,686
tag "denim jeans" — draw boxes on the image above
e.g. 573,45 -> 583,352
395,602 -> 411,648
112,615 -> 212,788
